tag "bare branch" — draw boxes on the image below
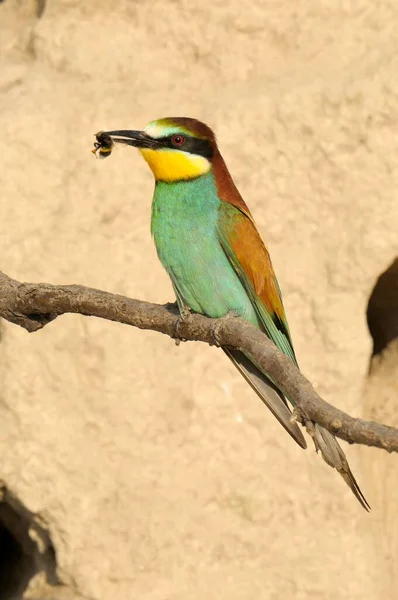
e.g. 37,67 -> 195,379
0,270 -> 397,452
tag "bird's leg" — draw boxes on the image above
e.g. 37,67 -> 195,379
170,287 -> 193,346
173,306 -> 192,346
211,311 -> 240,347
290,405 -> 306,426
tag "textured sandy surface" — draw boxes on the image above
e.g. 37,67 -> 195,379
364,341 -> 398,600
1,0 -> 398,598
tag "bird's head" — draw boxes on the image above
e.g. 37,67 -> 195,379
95,117 -> 217,182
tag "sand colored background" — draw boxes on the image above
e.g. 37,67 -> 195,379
1,1 -> 398,598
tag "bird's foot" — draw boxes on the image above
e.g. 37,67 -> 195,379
290,405 -> 305,426
211,311 -> 240,347
173,307 -> 192,346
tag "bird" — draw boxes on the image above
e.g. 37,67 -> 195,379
93,117 -> 369,510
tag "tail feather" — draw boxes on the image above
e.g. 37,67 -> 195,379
312,423 -> 370,511
224,347 -> 307,449
224,347 -> 370,510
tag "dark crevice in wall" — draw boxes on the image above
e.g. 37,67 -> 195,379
0,0 -> 45,14
367,257 -> 398,358
36,0 -> 46,18
0,482 -> 60,600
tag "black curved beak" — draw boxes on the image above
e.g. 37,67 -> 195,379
99,130 -> 159,149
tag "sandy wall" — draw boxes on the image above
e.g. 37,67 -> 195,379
1,1 -> 398,598
364,341 -> 398,600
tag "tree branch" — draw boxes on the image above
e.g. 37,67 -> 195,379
0,270 -> 397,452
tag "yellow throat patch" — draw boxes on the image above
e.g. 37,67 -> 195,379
140,148 -> 211,182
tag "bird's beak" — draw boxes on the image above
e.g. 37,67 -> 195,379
99,130 -> 160,149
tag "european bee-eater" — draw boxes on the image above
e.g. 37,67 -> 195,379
93,117 -> 369,510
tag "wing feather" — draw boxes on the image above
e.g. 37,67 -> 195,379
217,201 -> 297,365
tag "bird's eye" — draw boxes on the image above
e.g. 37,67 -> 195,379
171,134 -> 185,147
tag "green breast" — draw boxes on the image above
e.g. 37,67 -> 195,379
151,172 -> 259,325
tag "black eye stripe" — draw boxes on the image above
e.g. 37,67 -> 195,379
159,135 -> 213,159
